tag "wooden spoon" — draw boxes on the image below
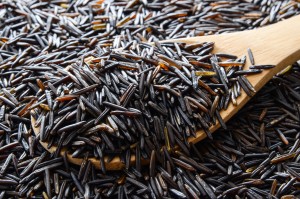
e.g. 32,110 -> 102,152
31,15 -> 300,170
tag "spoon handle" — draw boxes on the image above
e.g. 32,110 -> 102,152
171,15 -> 300,144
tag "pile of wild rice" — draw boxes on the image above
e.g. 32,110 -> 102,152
29,41 -> 273,167
0,0 -> 300,198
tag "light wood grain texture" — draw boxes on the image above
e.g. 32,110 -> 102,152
31,15 -> 300,170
